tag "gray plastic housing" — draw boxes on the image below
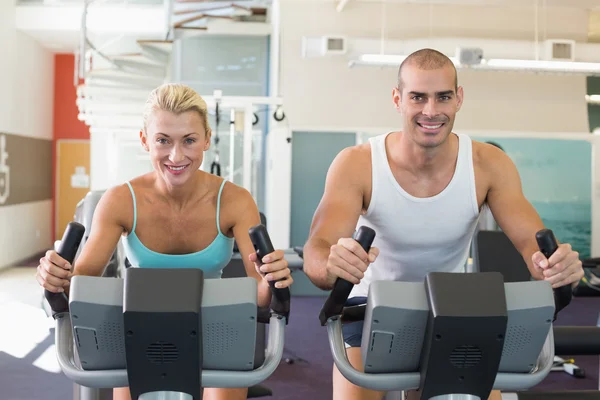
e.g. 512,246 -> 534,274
56,275 -> 285,389
328,279 -> 556,393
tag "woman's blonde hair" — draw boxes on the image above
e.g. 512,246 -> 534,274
142,83 -> 211,137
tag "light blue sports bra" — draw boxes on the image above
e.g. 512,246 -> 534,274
121,179 -> 235,279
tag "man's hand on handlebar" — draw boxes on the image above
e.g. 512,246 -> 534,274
36,250 -> 72,293
531,242 -> 583,289
325,238 -> 379,288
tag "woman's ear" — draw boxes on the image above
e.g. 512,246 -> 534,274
140,130 -> 149,151
204,129 -> 212,151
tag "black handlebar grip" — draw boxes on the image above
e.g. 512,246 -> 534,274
319,226 -> 376,326
44,221 -> 85,318
536,228 -> 572,320
249,224 -> 291,322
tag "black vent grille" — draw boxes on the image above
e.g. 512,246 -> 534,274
146,342 -> 178,364
449,345 -> 482,368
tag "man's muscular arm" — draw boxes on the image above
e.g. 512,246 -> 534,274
303,146 -> 375,291
483,145 -> 583,287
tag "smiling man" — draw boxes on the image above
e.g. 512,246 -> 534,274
303,48 -> 583,400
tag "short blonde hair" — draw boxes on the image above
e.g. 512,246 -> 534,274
142,83 -> 211,136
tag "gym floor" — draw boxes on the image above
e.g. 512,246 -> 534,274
0,262 -> 598,400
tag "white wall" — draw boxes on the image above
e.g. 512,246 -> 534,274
0,1 -> 55,270
279,0 -> 591,133
90,131 -> 153,191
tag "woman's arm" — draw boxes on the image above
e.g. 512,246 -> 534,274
72,185 -> 130,278
37,185 -> 129,294
228,186 -> 292,308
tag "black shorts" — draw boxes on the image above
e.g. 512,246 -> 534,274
341,296 -> 368,348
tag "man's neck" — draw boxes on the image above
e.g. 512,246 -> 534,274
390,131 -> 458,176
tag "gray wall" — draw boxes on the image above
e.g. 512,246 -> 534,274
289,131 -> 356,296
290,131 -> 356,247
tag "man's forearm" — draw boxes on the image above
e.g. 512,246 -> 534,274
303,238 -> 334,291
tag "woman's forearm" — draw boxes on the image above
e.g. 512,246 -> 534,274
257,278 -> 272,308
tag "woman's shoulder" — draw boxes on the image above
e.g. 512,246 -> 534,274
218,178 -> 254,205
102,174 -> 154,204
216,178 -> 258,223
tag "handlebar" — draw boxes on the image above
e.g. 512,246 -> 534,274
536,229 -> 572,320
319,226 -> 376,326
249,224 -> 291,323
44,221 -> 85,318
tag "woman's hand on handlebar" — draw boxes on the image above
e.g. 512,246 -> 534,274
250,249 -> 294,289
36,250 -> 72,293
325,237 -> 379,287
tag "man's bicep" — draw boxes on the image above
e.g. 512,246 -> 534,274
486,156 -> 545,271
309,194 -> 363,246
308,149 -> 365,246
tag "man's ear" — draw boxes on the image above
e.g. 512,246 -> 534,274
456,86 -> 464,112
392,87 -> 402,112
140,130 -> 149,151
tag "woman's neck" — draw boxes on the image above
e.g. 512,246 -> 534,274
154,170 -> 206,211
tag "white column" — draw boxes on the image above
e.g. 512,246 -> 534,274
265,121 -> 292,250
243,105 -> 254,192
229,108 -> 236,182
264,0 -> 291,248
89,130 -> 113,191
268,0 -> 280,98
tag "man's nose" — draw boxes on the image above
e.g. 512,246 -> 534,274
422,98 -> 438,117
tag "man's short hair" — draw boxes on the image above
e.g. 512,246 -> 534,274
397,48 -> 458,92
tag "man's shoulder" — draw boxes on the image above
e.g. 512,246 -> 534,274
470,140 -> 517,191
471,139 -> 510,168
341,141 -> 371,157
323,142 -> 373,192
333,142 -> 372,171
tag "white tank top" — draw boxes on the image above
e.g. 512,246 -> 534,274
349,132 -> 481,298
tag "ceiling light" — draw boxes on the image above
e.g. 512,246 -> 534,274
351,54 -> 600,76
484,59 -> 600,74
587,95 -> 600,105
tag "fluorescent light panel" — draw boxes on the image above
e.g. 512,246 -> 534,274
484,59 -> 600,72
356,54 -> 600,74
587,95 -> 600,105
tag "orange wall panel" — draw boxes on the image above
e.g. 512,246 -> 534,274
53,54 -> 90,240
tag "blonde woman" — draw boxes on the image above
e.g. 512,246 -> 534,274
36,83 -> 293,400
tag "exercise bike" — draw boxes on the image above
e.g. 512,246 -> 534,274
319,226 -> 578,400
44,221 -> 291,400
